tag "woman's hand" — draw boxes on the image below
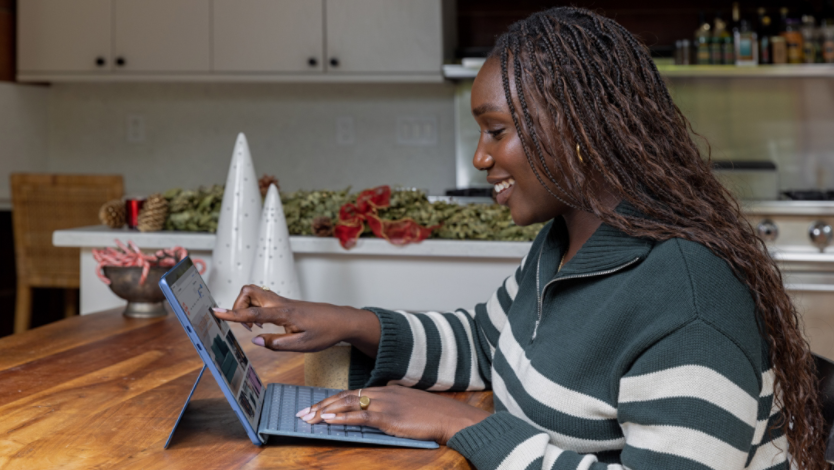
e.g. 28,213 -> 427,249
211,285 -> 381,357
296,385 -> 491,445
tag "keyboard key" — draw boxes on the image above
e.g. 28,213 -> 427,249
361,426 -> 384,434
346,431 -> 364,438
345,425 -> 362,432
312,388 -> 327,405
329,425 -> 346,437
311,423 -> 329,435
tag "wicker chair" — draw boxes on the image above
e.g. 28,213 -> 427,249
11,174 -> 123,333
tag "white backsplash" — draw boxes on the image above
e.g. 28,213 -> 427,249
0,83 -> 49,205
45,82 -> 457,197
666,77 -> 834,191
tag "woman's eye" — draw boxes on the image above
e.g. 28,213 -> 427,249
487,129 -> 505,138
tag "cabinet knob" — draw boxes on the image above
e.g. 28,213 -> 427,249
116,57 -> 126,67
308,57 -> 318,67
329,58 -> 339,67
95,57 -> 106,67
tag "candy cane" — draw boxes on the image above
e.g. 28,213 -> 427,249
192,258 -> 207,275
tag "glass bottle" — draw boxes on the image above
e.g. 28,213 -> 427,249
757,8 -> 772,64
695,11 -> 712,65
801,15 -> 818,63
822,1 -> 834,63
724,6 -> 738,64
711,12 -> 727,64
783,18 -> 805,63
735,19 -> 759,65
823,26 -> 834,62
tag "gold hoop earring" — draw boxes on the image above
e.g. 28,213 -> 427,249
576,143 -> 584,164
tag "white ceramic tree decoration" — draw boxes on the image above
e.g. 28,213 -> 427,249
208,133 -> 262,308
249,183 -> 301,300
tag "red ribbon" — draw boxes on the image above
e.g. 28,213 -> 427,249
334,186 -> 440,249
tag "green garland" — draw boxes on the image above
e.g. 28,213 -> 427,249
162,186 -> 544,241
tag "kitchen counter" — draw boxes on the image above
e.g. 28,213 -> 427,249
54,226 -> 531,314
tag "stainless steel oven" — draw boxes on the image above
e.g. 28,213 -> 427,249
748,202 -> 834,360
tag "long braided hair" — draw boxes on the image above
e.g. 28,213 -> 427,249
491,7 -> 825,468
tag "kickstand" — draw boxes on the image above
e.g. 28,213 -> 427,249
164,364 -> 206,449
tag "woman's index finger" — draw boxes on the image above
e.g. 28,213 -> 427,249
212,306 -> 260,323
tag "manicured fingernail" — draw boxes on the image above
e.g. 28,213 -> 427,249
302,412 -> 315,421
252,337 -> 265,347
213,308 -> 228,313
255,322 -> 263,329
242,323 -> 252,332
295,407 -> 310,417
321,413 -> 336,420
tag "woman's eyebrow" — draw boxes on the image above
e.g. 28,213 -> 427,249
472,103 -> 504,117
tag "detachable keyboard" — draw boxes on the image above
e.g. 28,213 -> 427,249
257,383 -> 439,448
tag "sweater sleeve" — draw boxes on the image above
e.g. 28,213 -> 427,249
447,320 -> 768,470
348,254 -> 530,391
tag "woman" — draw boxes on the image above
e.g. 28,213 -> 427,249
213,7 -> 825,469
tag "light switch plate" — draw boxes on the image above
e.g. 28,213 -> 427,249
336,116 -> 355,145
126,114 -> 146,144
397,116 -> 437,147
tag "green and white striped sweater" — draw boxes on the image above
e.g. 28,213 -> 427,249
349,208 -> 789,470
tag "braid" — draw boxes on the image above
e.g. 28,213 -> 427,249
489,7 -> 827,469
499,36 -> 579,209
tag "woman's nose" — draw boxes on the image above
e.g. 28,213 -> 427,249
472,144 -> 494,171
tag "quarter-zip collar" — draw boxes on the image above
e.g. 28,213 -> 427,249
531,202 -> 654,341
539,202 -> 654,283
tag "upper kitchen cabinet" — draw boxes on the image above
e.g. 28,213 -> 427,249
113,0 -> 210,73
18,0 -> 113,74
18,0 -> 454,82
213,0 -> 324,73
325,0 -> 444,75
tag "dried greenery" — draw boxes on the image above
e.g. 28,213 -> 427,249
161,186 -> 544,241
281,188 -> 354,236
163,185 -> 224,233
284,188 -> 544,241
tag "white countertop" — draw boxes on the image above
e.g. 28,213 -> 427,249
53,225 -> 532,259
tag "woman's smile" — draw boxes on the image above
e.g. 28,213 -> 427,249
490,177 -> 515,206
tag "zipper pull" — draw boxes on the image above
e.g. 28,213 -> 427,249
532,320 -> 540,341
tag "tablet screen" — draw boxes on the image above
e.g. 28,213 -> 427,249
171,265 -> 265,430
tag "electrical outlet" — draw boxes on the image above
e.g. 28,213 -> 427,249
336,116 -> 355,145
126,114 -> 145,144
396,116 -> 437,147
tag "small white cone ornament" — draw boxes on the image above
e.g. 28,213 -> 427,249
249,184 -> 301,300
208,133 -> 262,308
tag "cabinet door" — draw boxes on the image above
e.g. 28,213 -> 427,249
325,0 -> 442,74
213,0 -> 324,73
114,0 -> 210,73
17,0 -> 111,73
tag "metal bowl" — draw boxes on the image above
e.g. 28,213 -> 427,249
103,266 -> 169,318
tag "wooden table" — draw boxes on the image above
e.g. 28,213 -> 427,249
0,310 -> 493,469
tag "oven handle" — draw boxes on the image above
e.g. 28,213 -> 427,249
785,283 -> 834,293
773,252 -> 834,263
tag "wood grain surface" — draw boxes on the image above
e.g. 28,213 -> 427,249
0,310 -> 493,469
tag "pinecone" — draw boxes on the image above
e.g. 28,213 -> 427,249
137,194 -> 169,232
259,174 -> 280,198
312,216 -> 334,237
99,199 -> 126,229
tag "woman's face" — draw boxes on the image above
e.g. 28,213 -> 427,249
470,57 -> 570,226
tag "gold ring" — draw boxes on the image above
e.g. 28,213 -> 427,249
359,395 -> 371,411
261,285 -> 270,291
